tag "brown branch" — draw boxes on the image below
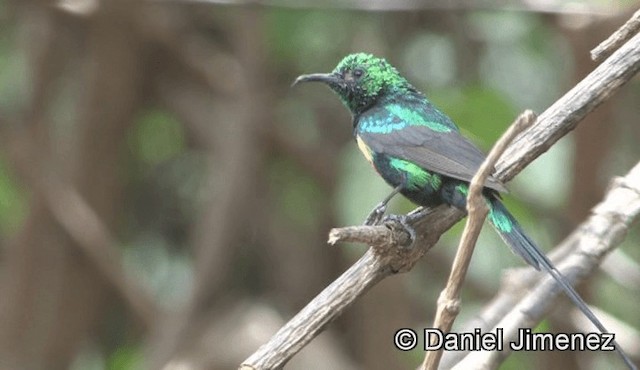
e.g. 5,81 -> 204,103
421,111 -> 536,370
591,8 -> 640,62
241,23 -> 640,370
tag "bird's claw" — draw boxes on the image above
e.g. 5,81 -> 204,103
383,214 -> 417,248
364,202 -> 387,225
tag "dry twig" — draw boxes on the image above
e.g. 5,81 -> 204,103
591,8 -> 640,62
328,223 -> 411,247
421,111 -> 536,370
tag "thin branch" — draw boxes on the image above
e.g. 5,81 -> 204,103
451,161 -> 640,368
438,230 -> 590,367
421,111 -> 535,370
591,8 -> 640,62
241,23 -> 640,370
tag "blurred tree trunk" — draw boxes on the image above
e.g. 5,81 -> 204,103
0,2 -> 143,369
565,22 -> 617,227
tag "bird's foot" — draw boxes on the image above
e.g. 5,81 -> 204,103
383,213 -> 417,247
364,202 -> 388,226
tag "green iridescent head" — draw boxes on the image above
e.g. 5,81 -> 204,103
293,53 -> 411,114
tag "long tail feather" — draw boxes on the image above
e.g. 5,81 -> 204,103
488,197 -> 636,370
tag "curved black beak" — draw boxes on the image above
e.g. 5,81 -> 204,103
291,73 -> 342,87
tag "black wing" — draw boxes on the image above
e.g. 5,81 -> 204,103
359,124 -> 507,193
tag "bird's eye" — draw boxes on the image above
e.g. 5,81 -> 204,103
353,68 -> 364,79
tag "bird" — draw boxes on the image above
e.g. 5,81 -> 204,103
293,52 -> 635,369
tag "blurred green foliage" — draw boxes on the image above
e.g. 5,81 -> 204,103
106,345 -> 142,370
0,158 -> 27,234
269,157 -> 324,232
130,109 -> 186,167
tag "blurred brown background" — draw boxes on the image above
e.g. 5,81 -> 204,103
0,1 -> 638,369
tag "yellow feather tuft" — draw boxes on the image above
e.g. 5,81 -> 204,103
356,135 -> 374,164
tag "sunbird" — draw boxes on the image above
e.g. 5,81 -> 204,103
293,52 -> 634,368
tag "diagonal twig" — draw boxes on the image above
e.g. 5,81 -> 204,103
591,8 -> 640,62
421,111 -> 536,370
